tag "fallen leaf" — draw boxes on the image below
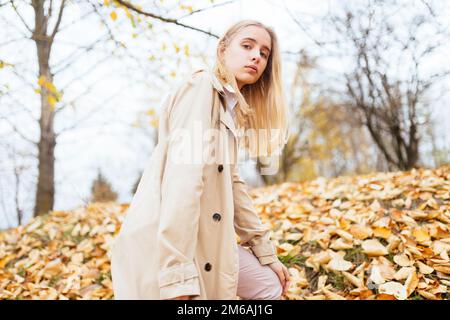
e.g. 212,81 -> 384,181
327,257 -> 354,272
349,225 -> 373,240
373,227 -> 392,239
413,227 -> 431,243
393,253 -> 415,267
362,239 -> 388,256
405,270 -> 419,297
378,282 -> 407,300
416,261 -> 434,275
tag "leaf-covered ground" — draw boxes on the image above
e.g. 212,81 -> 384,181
0,165 -> 449,300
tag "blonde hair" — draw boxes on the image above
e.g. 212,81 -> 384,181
213,20 -> 290,159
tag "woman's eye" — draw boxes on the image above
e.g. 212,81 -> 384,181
242,44 -> 268,58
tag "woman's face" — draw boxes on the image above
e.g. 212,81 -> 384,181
222,26 -> 272,91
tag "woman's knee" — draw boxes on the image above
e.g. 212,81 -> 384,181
257,278 -> 283,300
244,269 -> 283,300
237,246 -> 283,300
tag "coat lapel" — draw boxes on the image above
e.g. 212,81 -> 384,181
204,68 -> 238,140
219,101 -> 238,140
193,67 -> 239,140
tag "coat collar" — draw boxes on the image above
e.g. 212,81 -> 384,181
194,68 -> 238,140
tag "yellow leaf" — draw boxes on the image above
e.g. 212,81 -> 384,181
412,227 -> 430,243
0,254 -> 15,268
173,43 -> 180,53
180,4 -> 193,13
150,119 -> 159,128
349,224 -> 373,240
110,11 -> 117,21
44,81 -> 57,94
184,44 -> 190,57
373,227 -> 391,239
103,0 -> 110,5
125,8 -> 131,18
162,42 -> 167,51
146,108 -> 156,116
47,95 -> 57,108
170,70 -> 176,78
38,75 -> 46,86
0,60 -> 14,68
34,88 -> 41,94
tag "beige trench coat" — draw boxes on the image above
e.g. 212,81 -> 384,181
110,68 -> 278,300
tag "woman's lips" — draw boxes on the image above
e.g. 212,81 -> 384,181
245,66 -> 257,73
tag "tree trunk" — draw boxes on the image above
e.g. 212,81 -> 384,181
32,0 -> 57,217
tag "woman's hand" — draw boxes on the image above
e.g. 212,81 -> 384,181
268,260 -> 291,296
168,295 -> 191,300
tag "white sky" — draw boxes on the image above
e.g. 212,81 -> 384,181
0,0 -> 449,230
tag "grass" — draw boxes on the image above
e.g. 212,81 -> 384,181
62,227 -> 90,244
17,267 -> 26,278
278,253 -> 307,268
301,240 -> 322,254
48,274 -> 62,287
326,271 -> 352,291
344,247 -> 369,265
408,293 -> 424,300
95,271 -> 111,285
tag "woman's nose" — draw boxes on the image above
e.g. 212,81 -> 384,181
251,56 -> 260,64
251,50 -> 261,62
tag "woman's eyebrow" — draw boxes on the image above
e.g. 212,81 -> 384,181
241,37 -> 271,53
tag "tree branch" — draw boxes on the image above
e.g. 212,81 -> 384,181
113,0 -> 219,38
50,0 -> 66,41
9,0 -> 33,34
177,0 -> 235,20
0,115 -> 37,145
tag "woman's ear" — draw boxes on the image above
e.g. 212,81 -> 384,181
218,44 -> 226,60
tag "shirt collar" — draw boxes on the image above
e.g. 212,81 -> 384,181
210,71 -> 238,112
223,82 -> 237,112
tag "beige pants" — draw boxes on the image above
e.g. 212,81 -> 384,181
236,245 -> 283,300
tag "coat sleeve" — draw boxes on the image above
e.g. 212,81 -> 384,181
232,165 -> 278,266
157,71 -> 212,300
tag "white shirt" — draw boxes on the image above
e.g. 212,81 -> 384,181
222,82 -> 238,124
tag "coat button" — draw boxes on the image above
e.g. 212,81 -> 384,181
218,164 -> 223,172
213,213 -> 221,221
204,263 -> 212,271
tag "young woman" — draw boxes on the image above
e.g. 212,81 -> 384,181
110,20 -> 291,300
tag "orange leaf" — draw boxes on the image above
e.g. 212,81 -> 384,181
373,227 -> 392,239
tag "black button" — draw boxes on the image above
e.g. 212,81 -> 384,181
218,164 -> 223,172
204,263 -> 212,271
213,213 -> 221,221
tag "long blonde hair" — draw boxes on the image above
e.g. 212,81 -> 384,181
213,20 -> 290,159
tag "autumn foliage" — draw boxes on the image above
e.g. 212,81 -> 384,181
0,166 -> 449,300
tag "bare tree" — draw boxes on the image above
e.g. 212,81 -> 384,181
286,0 -> 450,171
328,1 -> 450,170
1,0 -> 235,222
